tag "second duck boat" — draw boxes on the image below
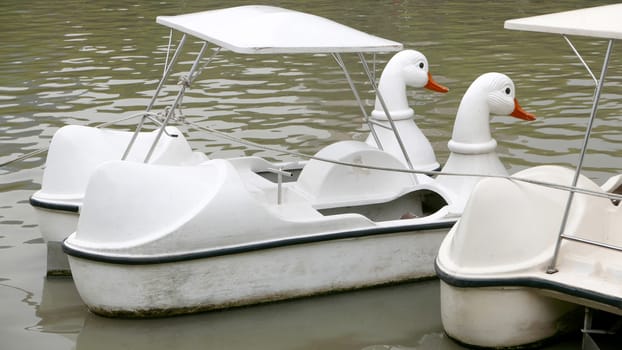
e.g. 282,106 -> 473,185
36,5 -> 533,316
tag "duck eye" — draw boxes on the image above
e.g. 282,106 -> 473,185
419,62 -> 424,69
505,87 -> 511,95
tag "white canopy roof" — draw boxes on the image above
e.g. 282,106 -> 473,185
505,4 -> 622,40
156,5 -> 403,54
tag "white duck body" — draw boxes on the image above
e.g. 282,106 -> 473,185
365,49 -> 447,171
436,72 -> 535,214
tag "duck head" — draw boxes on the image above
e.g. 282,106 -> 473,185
437,73 -> 535,214
371,49 -> 448,120
450,72 -> 535,148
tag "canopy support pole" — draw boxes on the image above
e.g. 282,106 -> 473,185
122,34 -> 187,160
332,53 -> 383,150
358,53 -> 415,171
547,38 -> 614,274
143,41 -> 209,163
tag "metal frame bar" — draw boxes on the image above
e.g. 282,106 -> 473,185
561,233 -> 622,253
267,168 -> 293,205
331,53 -> 383,150
122,34 -> 188,160
357,53 -> 415,170
564,35 -> 598,86
369,119 -> 394,130
143,42 -> 209,163
546,38 -> 615,274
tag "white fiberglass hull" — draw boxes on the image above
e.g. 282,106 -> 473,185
30,202 -> 79,275
66,225 -> 449,317
439,282 -> 578,348
436,165 -> 622,348
32,206 -> 78,241
62,137 -> 460,317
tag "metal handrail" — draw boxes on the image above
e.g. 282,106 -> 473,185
181,117 -> 622,204
546,37 -> 616,274
560,234 -> 622,253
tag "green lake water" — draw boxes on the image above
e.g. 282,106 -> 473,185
1,1 -> 621,349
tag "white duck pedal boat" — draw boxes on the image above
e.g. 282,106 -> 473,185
30,6 -> 451,277
57,6 -> 456,317
61,70 -> 534,319
436,4 -> 622,349
34,5 -> 535,317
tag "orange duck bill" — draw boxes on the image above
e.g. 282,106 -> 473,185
424,72 -> 449,93
510,98 -> 536,121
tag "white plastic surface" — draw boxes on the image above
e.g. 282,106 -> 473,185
156,5 -> 403,54
505,4 -> 622,40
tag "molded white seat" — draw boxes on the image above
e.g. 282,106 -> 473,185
295,140 -> 416,208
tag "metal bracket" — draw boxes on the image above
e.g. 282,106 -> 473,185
267,167 -> 293,205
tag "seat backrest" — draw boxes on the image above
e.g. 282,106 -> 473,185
295,140 -> 416,208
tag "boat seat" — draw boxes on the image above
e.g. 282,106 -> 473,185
40,125 -> 206,198
294,140 -> 417,208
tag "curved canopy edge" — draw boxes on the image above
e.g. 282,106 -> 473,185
157,5 -> 403,54
505,4 -> 622,40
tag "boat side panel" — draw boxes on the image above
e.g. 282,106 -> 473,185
31,206 -> 79,243
68,227 -> 447,317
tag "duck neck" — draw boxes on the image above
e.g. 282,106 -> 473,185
370,67 -> 414,121
448,91 -> 494,154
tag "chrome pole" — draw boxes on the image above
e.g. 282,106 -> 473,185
143,41 -> 208,163
358,52 -> 415,170
547,39 -> 614,273
122,34 -> 187,160
332,53 -> 383,150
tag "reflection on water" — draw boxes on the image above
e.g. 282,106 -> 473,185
34,278 -> 85,335
75,280 -> 453,350
1,0 -> 621,349
33,278 -> 581,350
